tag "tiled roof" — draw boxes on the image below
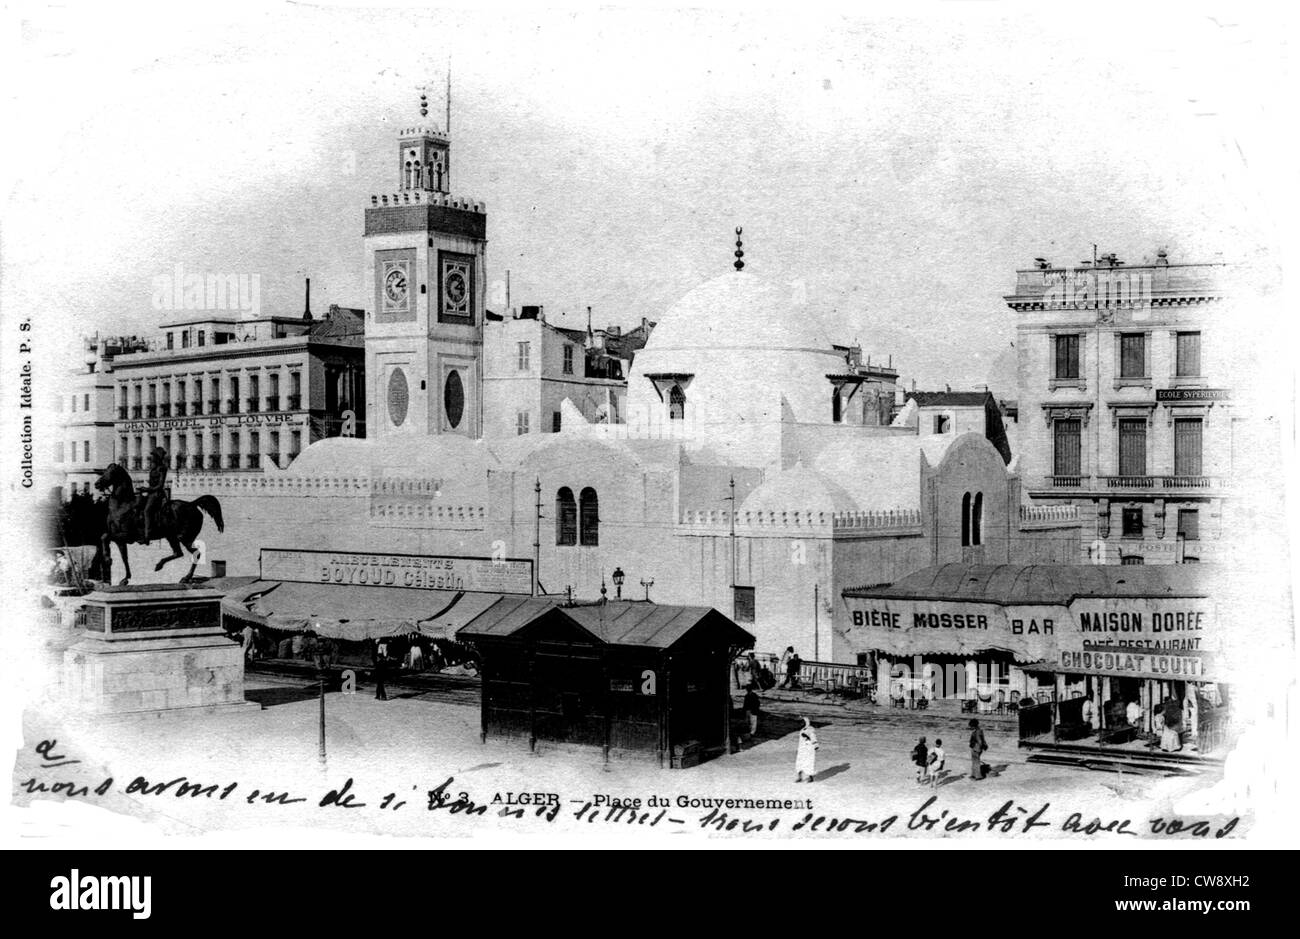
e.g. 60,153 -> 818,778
844,563 -> 1213,605
906,391 -> 991,408
457,597 -> 754,650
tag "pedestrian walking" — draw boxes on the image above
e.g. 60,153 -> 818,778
373,644 -> 389,701
795,717 -> 818,782
778,646 -> 794,685
968,719 -> 987,780
929,739 -> 945,789
782,651 -> 803,690
743,688 -> 761,743
911,736 -> 929,784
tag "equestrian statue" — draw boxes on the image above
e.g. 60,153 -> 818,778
93,447 -> 225,585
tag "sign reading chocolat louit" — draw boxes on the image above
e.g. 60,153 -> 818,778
260,548 -> 534,595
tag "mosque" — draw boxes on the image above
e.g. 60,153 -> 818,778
173,93 -> 1082,663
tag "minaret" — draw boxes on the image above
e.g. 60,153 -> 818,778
362,71 -> 487,439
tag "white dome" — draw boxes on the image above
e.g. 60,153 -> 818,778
628,271 -> 847,431
643,271 -> 832,354
742,463 -> 861,516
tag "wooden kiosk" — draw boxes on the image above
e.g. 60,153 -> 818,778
458,597 -> 754,768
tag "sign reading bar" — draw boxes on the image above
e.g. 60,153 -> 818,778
1155,388 -> 1230,402
261,548 -> 534,595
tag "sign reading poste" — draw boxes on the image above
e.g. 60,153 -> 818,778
260,548 -> 534,595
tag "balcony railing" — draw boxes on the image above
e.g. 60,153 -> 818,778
227,399 -> 240,414
1104,475 -> 1154,489
117,406 -> 128,419
247,397 -> 260,413
175,402 -> 186,417
287,394 -> 302,410
266,451 -> 280,468
174,455 -> 186,470
159,404 -> 171,417
131,457 -> 143,470
207,402 -> 220,415
266,396 -> 280,411
1048,475 -> 1086,489
1163,475 -> 1222,489
207,455 -> 221,470
227,454 -> 242,469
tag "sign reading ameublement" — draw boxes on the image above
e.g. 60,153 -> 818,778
260,548 -> 534,595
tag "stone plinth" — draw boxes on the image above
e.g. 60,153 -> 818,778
64,584 -> 258,715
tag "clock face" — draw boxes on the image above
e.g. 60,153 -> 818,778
444,270 -> 467,306
384,267 -> 408,304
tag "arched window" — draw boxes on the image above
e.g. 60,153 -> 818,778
579,487 -> 599,546
972,492 -> 983,546
555,487 -> 576,546
668,385 -> 685,420
961,492 -> 971,547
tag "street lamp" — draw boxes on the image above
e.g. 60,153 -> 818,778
612,567 -> 625,600
640,577 -> 655,602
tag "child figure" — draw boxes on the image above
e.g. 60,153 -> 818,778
928,739 -> 946,789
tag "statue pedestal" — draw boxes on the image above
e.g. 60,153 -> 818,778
64,585 -> 259,715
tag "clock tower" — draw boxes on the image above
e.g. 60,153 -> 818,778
363,93 -> 485,439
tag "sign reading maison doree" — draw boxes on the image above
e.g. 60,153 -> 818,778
260,549 -> 534,595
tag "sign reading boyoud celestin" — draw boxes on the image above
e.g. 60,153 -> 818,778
260,548 -> 534,595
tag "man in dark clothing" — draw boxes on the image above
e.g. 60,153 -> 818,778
373,646 -> 388,701
781,653 -> 803,690
742,688 -> 761,742
969,719 -> 988,780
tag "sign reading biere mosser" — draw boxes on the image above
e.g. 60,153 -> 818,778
260,548 -> 533,595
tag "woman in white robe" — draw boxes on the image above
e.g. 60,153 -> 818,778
795,717 -> 818,782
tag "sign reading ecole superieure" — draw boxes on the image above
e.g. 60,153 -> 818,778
260,548 -> 534,595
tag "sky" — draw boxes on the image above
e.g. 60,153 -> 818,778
3,2 -> 1292,393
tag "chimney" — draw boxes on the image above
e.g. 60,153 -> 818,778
304,278 -> 312,321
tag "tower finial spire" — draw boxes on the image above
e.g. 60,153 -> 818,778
733,226 -> 745,271
445,61 -> 451,135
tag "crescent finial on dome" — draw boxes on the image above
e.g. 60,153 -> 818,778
734,226 -> 745,271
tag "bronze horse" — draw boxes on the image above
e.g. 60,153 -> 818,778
93,463 -> 225,585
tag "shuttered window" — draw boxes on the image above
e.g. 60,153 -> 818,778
734,586 -> 755,624
1122,507 -> 1143,537
1178,509 -> 1200,542
1055,334 -> 1080,379
1176,331 -> 1202,377
1117,419 -> 1147,476
1119,333 -> 1146,378
555,488 -> 576,546
579,487 -> 599,546
1053,419 -> 1081,476
1174,418 -> 1203,476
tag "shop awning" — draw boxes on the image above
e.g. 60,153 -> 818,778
221,580 -> 501,641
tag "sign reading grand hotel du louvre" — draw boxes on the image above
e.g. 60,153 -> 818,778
260,548 -> 534,595
844,593 -> 1222,668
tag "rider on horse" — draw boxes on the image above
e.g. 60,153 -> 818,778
139,446 -> 169,544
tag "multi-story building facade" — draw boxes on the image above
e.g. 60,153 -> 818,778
1007,251 -> 1235,564
52,335 -> 149,497
109,305 -> 365,478
482,307 -> 655,437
